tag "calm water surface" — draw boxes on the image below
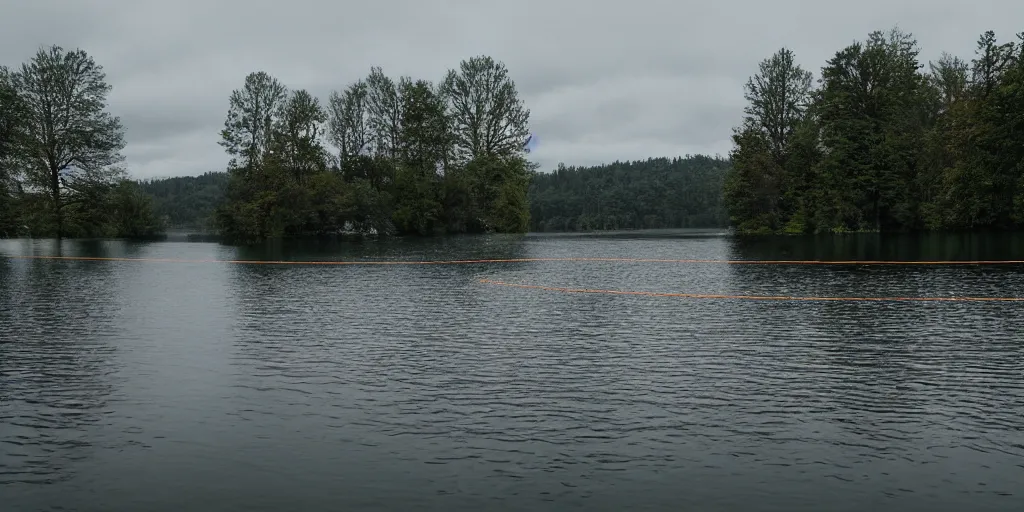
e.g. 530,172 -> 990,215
1,231 -> 1023,511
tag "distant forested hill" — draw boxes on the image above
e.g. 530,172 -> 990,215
527,156 -> 730,232
138,172 -> 229,230
138,157 -> 731,233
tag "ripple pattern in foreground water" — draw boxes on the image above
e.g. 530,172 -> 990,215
1,234 -> 1023,512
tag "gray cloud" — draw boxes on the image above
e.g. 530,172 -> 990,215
2,0 -> 1022,178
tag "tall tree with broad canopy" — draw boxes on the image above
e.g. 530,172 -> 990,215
364,67 -> 402,159
724,47 -> 814,233
270,89 -> 329,184
0,66 -> 25,234
327,80 -> 371,162
440,55 -> 531,162
740,48 -> 814,160
219,71 -> 289,171
816,27 -> 928,231
8,46 -> 126,238
0,66 -> 24,164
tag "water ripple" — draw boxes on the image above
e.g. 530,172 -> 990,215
1,235 -> 1023,511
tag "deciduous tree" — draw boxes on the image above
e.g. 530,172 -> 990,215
441,56 -> 530,162
9,46 -> 126,238
327,80 -> 371,162
271,89 -> 328,183
365,67 -> 402,159
220,71 -> 288,170
724,47 -> 814,233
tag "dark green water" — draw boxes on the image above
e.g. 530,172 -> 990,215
1,230 -> 1023,511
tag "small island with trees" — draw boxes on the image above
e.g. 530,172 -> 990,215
2,26 -> 1022,241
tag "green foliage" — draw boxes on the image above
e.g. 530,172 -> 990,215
724,47 -> 815,234
139,172 -> 229,230
389,78 -> 449,235
0,66 -> 25,165
108,181 -> 163,237
327,80 -> 371,161
0,45 -> 152,239
214,56 -> 534,242
530,156 -> 729,232
219,71 -> 288,170
492,169 -> 531,233
1,67 -> 25,235
458,154 -> 532,232
392,163 -> 443,235
740,48 -> 814,160
441,56 -> 531,162
1,176 -> 163,239
272,89 -> 330,184
725,28 -> 1024,234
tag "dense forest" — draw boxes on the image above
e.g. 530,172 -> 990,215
138,155 -> 732,233
0,48 -> 536,241
212,57 -> 533,242
7,27 -> 1024,241
724,28 -> 1024,234
0,47 -> 163,238
529,156 -> 729,231
140,172 -> 229,230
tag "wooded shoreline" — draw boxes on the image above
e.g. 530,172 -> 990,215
3,27 -> 1023,242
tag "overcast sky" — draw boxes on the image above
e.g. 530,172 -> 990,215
1,0 -> 1021,179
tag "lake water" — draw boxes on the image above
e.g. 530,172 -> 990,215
2,230 -> 1023,511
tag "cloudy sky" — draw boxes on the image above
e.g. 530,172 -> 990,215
1,0 -> 1021,179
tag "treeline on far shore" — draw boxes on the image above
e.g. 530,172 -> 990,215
7,26 -> 1023,242
6,43 -> 731,242
0,46 -> 539,241
724,28 -> 1024,234
528,156 -> 729,232
138,155 -> 732,234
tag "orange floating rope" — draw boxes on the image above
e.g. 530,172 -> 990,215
4,254 -> 1023,302
477,279 -> 1024,303
4,255 -> 1024,265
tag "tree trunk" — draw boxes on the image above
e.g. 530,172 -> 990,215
874,195 -> 881,232
51,168 -> 62,239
